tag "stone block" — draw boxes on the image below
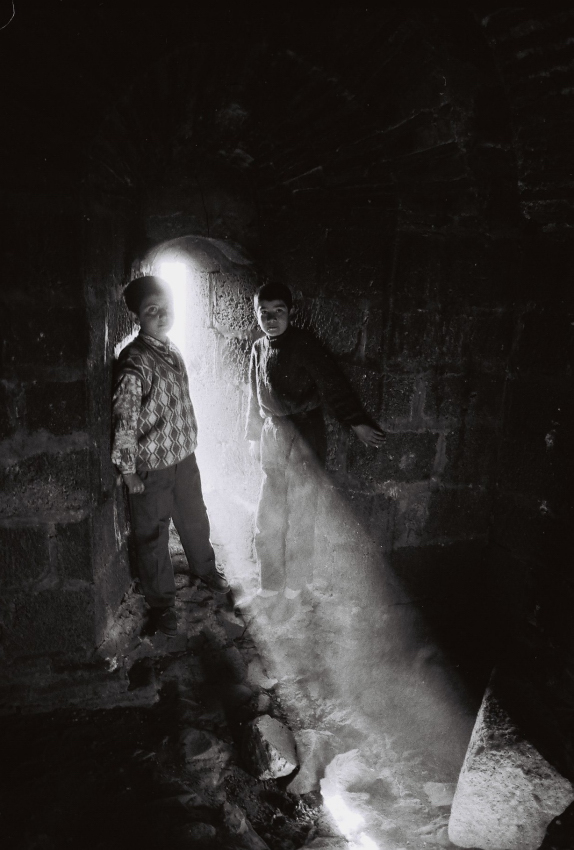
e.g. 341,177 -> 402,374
424,487 -> 492,542
347,431 -> 438,486
424,373 -> 505,427
342,365 -> 381,416
0,383 -> 16,440
385,310 -> 441,372
443,423 -> 499,486
246,658 -> 277,690
309,297 -> 365,357
287,729 -> 337,794
5,585 -> 95,659
387,310 -> 513,375
222,802 -> 270,850
5,306 -> 88,367
242,715 -> 298,780
53,517 -> 92,581
26,380 -> 87,434
92,498 -> 132,642
0,448 -> 91,518
212,272 -> 254,337
0,525 -> 49,590
490,492 -> 556,563
380,374 -> 416,426
320,483 -> 431,553
449,687 -> 574,850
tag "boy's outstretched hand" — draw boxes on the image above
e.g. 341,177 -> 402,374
123,472 -> 145,494
351,423 -> 386,447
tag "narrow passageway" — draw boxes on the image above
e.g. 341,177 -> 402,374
2,7 -> 574,850
141,244 -> 480,849
223,470 -> 477,850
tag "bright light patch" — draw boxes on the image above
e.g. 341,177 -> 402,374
160,261 -> 187,353
355,834 -> 379,850
324,794 -> 365,834
324,794 -> 380,850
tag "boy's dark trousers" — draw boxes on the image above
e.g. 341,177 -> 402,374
128,453 -> 215,609
255,410 -> 326,592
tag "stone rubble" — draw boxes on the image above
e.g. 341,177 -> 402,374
0,568 -> 319,850
243,714 -> 299,780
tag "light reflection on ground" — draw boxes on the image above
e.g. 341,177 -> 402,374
153,252 -> 475,848
205,463 -> 475,850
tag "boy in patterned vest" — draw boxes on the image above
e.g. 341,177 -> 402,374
112,276 -> 229,636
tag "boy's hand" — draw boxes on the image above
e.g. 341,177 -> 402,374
351,424 -> 386,448
249,440 -> 261,462
123,472 -> 145,494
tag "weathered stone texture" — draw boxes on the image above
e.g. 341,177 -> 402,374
5,307 -> 89,368
5,586 -> 95,659
243,715 -> 298,780
449,687 -> 574,849
53,518 -> 92,582
25,380 -> 88,435
0,526 -> 49,590
0,448 -> 91,518
347,431 -> 438,486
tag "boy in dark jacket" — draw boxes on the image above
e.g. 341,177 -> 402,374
112,276 -> 229,636
246,282 -> 385,604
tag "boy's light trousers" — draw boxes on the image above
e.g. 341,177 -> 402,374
255,411 -> 326,592
128,453 -> 215,608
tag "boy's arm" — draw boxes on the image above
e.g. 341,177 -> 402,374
303,336 -> 385,446
111,372 -> 146,493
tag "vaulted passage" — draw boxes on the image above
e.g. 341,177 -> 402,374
1,7 -> 573,850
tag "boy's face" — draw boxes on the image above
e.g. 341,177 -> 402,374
256,299 -> 292,338
137,290 -> 174,342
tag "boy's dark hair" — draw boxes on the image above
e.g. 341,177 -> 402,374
123,276 -> 171,315
254,282 -> 293,311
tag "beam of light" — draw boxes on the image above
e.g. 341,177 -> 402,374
160,261 -> 187,353
143,247 -> 473,848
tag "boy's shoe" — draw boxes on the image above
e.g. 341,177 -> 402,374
153,606 -> 178,636
198,565 -> 230,595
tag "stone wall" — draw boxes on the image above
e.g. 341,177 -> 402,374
104,10 -> 520,697
469,9 -> 574,784
0,191 -> 92,692
0,7 -> 572,742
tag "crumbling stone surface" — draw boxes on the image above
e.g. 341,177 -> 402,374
243,715 -> 299,780
287,730 -> 337,795
449,687 -> 574,850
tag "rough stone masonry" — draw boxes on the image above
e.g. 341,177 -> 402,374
1,6 -> 573,849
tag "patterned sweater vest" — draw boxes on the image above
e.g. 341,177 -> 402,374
114,335 -> 198,471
